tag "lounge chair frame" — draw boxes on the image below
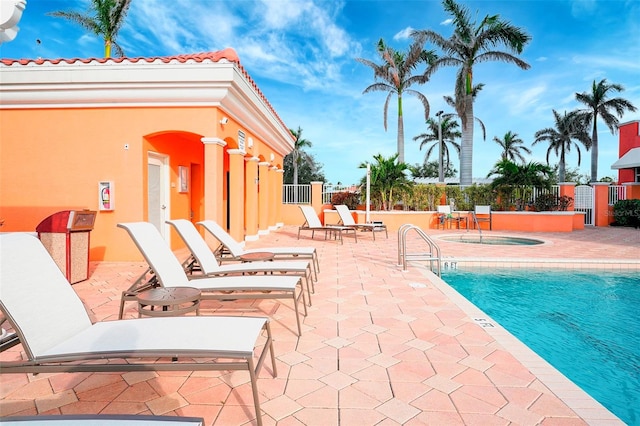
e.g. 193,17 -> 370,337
334,204 -> 388,240
298,205 -> 357,244
166,219 -> 315,300
0,233 -> 276,426
197,219 -> 320,281
118,222 -> 307,336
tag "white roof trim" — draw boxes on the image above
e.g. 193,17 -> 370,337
611,147 -> 640,169
0,58 -> 293,155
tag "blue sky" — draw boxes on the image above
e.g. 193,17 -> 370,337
2,0 -> 638,184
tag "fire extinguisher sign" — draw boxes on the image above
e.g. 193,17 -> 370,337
98,181 -> 114,211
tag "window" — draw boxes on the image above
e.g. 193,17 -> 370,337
635,167 -> 640,183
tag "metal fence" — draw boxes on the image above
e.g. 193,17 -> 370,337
608,185 -> 626,205
322,184 -> 361,204
282,184 -> 311,204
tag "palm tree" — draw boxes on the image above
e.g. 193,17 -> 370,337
355,38 -> 436,163
289,127 -> 312,186
359,154 -> 413,210
493,131 -> 531,163
48,0 -> 132,58
575,79 -> 637,182
533,110 -> 591,183
412,0 -> 531,185
413,115 -> 462,182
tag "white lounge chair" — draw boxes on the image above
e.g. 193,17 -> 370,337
196,219 -> 320,281
118,222 -> 307,336
0,233 -> 276,426
334,204 -> 388,240
166,219 -> 315,300
298,205 -> 357,244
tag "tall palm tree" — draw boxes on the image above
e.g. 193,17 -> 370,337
48,0 -> 132,58
289,127 -> 312,187
412,0 -> 531,185
413,115 -> 462,182
533,110 -> 591,183
493,131 -> 531,163
575,79 -> 637,182
355,38 -> 436,163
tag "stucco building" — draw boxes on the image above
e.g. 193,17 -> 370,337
0,49 -> 293,261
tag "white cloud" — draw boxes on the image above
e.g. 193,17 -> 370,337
440,18 -> 453,26
393,27 -> 414,41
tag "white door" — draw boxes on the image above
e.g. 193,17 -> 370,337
148,153 -> 170,239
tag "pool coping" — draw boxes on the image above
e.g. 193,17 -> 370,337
415,262 -> 626,425
440,257 -> 640,270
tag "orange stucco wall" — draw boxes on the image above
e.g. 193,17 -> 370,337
0,106 -> 286,261
618,121 -> 640,184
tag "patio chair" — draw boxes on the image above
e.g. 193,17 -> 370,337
437,205 -> 466,229
0,233 -> 276,426
473,205 -> 492,230
334,204 -> 388,240
196,219 -> 320,281
117,222 -> 307,336
298,205 -> 357,244
166,219 -> 315,299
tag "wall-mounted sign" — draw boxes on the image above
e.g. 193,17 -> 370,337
238,130 -> 246,151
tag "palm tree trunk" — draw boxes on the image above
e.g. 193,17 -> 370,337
459,94 -> 474,186
105,40 -> 112,58
590,120 -> 598,183
293,152 -> 299,204
559,150 -> 566,183
397,95 -> 404,164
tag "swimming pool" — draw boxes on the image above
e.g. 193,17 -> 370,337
442,269 -> 639,425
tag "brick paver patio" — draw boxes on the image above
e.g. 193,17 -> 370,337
1,225 -> 638,425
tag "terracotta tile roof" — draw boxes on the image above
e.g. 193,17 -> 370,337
1,49 -> 294,144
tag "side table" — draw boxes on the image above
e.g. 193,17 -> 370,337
136,287 -> 201,318
239,251 -> 275,263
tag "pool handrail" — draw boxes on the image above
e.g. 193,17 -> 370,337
397,224 -> 441,276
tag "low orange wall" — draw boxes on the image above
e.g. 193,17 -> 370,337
490,211 -> 582,232
282,208 -> 584,233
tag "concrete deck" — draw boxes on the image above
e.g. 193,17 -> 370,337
1,225 -> 638,425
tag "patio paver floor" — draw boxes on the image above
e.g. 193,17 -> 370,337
1,225 -> 638,425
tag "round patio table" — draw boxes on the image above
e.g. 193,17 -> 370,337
136,287 -> 201,318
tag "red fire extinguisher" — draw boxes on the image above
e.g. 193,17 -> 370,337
101,186 -> 110,210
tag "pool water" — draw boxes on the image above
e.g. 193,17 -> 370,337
439,235 -> 544,245
442,269 -> 639,425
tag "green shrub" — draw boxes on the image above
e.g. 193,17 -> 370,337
331,191 -> 360,210
531,194 -> 573,212
407,184 -> 444,211
612,199 -> 640,228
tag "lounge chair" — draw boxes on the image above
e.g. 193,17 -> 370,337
166,219 -> 315,299
298,205 -> 357,244
196,219 -> 320,281
0,233 -> 276,426
117,222 -> 307,336
334,204 -> 388,240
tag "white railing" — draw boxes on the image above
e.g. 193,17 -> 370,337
322,184 -> 360,204
609,185 -> 626,205
282,184 -> 311,204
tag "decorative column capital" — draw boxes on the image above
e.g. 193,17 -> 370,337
201,137 -> 226,147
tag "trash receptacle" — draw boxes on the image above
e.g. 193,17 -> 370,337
36,210 -> 96,284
